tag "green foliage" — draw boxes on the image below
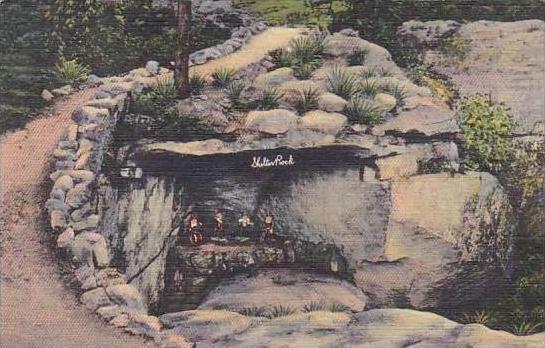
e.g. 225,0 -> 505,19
510,321 -> 543,336
347,48 -> 369,66
54,57 -> 90,86
289,33 -> 327,79
358,78 -> 382,98
344,97 -> 384,125
326,66 -> 359,100
381,82 -> 407,108
131,76 -> 177,115
212,68 -> 236,88
329,303 -> 351,313
303,301 -> 327,312
267,305 -> 297,318
226,80 -> 248,109
238,306 -> 270,317
189,73 -> 207,95
461,310 -> 495,326
293,63 -> 316,80
458,95 -> 515,173
440,34 -> 471,64
505,141 -> 545,209
269,48 -> 293,68
289,88 -> 320,115
256,87 -> 284,110
360,68 -> 378,79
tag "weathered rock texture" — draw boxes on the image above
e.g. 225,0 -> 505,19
399,19 -> 545,134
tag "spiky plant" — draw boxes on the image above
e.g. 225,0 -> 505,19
329,303 -> 351,313
256,87 -> 284,110
267,305 -> 297,318
510,321 -> 543,336
461,310 -> 494,326
358,78 -> 382,98
382,82 -> 408,108
293,63 -> 316,80
290,88 -> 320,115
238,306 -> 270,317
326,66 -> 359,100
55,57 -> 90,86
226,80 -> 247,108
269,48 -> 293,68
303,301 -> 327,313
189,73 -> 207,95
347,48 -> 369,66
290,33 -> 327,65
360,68 -> 379,79
344,97 -> 384,125
212,68 -> 236,88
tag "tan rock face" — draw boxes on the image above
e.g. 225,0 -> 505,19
376,153 -> 419,180
318,93 -> 348,113
299,110 -> 347,134
244,109 -> 299,134
254,67 -> 295,90
374,93 -> 397,111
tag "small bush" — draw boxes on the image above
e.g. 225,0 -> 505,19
226,80 -> 247,109
269,48 -> 293,68
238,306 -> 270,317
152,75 -> 178,100
256,87 -> 284,110
131,76 -> 177,115
303,301 -> 327,313
381,82 -> 407,108
344,97 -> 384,125
189,73 -> 207,95
267,305 -> 297,318
461,310 -> 494,326
293,63 -> 316,79
458,95 -> 515,172
327,66 -> 359,100
358,78 -> 382,98
212,68 -> 236,88
290,33 -> 327,65
55,57 -> 90,86
290,88 -> 320,115
329,303 -> 351,313
510,321 -> 543,336
347,48 -> 369,66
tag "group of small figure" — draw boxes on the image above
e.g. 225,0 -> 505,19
179,208 -> 275,245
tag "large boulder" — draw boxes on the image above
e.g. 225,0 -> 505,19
299,110 -> 347,135
105,284 -> 147,313
254,68 -> 295,90
398,20 -> 462,49
244,109 -> 299,135
317,93 -> 348,113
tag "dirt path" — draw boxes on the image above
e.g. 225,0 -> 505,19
0,90 -> 154,348
0,27 -> 305,348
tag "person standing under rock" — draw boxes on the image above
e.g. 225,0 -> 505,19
260,211 -> 275,243
214,208 -> 225,238
238,212 -> 254,238
187,212 -> 204,245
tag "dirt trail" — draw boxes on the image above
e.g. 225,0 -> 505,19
0,27 -> 305,348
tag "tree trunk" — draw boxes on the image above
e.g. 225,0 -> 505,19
174,0 -> 191,99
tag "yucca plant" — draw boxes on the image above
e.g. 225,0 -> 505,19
303,301 -> 327,313
510,321 -> 543,336
344,97 -> 384,125
329,303 -> 351,313
293,63 -> 316,79
238,306 -> 270,317
358,78 -> 382,98
360,68 -> 379,79
290,88 -> 320,115
226,80 -> 247,108
189,73 -> 207,95
269,48 -> 293,68
212,68 -> 236,88
378,67 -> 394,77
267,305 -> 297,318
290,33 -> 326,65
347,48 -> 369,66
326,66 -> 359,100
55,57 -> 90,86
256,87 -> 284,110
382,82 -> 408,108
461,310 -> 494,326
152,75 -> 177,100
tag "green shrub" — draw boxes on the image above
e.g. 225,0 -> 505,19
327,66 -> 359,100
358,78 -> 382,98
293,63 -> 316,79
510,321 -> 543,336
461,310 -> 495,326
54,57 -> 90,86
267,305 -> 297,318
256,87 -> 284,110
347,48 -> 369,66
440,33 -> 471,64
303,301 -> 327,312
378,67 -> 393,77
226,80 -> 248,109
329,303 -> 351,313
269,48 -> 293,68
344,97 -> 384,125
381,82 -> 407,108
189,73 -> 207,95
131,76 -> 177,115
360,68 -> 379,79
289,88 -> 320,115
458,95 -> 515,172
238,306 -> 270,317
289,33 -> 327,79
212,68 -> 236,88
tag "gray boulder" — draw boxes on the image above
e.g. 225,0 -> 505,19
72,214 -> 100,233
65,183 -> 91,209
398,20 -> 462,49
105,284 -> 147,313
81,288 -> 112,311
145,60 -> 160,75
57,227 -> 75,249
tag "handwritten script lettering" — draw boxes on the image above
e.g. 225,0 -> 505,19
251,154 -> 295,168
